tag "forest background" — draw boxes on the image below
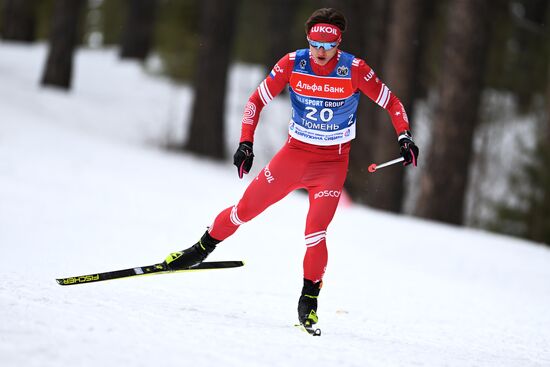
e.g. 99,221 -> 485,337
2,0 -> 549,246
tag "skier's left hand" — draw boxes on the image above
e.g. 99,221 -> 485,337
398,131 -> 419,166
233,141 -> 254,178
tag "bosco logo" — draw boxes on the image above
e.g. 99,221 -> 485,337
314,190 -> 341,199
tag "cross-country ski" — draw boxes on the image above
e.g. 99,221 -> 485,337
56,260 -> 244,286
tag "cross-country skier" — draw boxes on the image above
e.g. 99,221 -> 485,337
164,8 -> 419,332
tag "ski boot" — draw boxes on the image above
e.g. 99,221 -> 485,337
297,278 -> 322,336
164,231 -> 220,270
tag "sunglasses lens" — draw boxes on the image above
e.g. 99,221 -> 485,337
308,40 -> 337,51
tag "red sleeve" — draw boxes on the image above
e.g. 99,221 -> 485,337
352,58 -> 410,135
239,53 -> 294,143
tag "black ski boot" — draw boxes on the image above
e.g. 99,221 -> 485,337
297,278 -> 322,336
164,231 -> 220,270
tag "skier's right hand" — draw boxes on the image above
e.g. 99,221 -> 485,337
233,141 -> 254,178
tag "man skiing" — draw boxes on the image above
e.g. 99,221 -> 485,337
164,8 -> 419,333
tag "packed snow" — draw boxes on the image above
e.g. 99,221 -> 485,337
1,43 -> 549,367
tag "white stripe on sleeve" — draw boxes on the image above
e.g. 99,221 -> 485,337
256,86 -> 267,105
375,84 -> 390,109
259,80 -> 273,104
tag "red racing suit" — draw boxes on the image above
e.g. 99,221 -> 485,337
208,49 -> 410,283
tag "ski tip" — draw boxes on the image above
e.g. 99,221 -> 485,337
228,260 -> 245,268
218,260 -> 245,268
210,260 -> 245,268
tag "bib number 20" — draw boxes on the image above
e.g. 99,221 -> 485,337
305,107 -> 334,122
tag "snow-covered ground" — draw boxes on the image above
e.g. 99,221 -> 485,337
1,43 -> 549,367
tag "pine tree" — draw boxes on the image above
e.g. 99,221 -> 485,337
184,0 -> 240,159
362,0 -> 426,213
119,0 -> 158,61
345,0 -> 389,204
415,0 -> 491,225
266,0 -> 296,68
489,36 -> 550,246
490,138 -> 550,245
40,0 -> 85,90
1,0 -> 36,42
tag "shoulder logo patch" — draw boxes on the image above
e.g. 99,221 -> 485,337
337,65 -> 349,76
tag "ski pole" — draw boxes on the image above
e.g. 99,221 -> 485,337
368,157 -> 404,173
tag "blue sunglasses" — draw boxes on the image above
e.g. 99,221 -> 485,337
308,39 -> 338,51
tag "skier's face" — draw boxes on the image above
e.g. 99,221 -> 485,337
309,42 -> 339,66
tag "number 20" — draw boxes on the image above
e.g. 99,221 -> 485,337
305,107 -> 334,122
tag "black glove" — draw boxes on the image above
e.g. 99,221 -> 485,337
233,141 -> 254,178
398,131 -> 419,166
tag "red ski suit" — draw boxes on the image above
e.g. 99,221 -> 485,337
209,51 -> 410,283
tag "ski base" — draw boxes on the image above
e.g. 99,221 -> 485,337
56,260 -> 244,286
294,323 -> 322,336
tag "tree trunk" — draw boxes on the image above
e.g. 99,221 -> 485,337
266,0 -> 296,68
512,0 -> 549,111
362,0 -> 426,213
415,0 -> 490,225
41,0 -> 84,90
1,0 -> 36,42
119,0 -> 158,61
345,0 -> 389,204
185,0 -> 240,159
546,63 -> 550,143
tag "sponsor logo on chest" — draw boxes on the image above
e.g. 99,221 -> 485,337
290,72 -> 353,99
